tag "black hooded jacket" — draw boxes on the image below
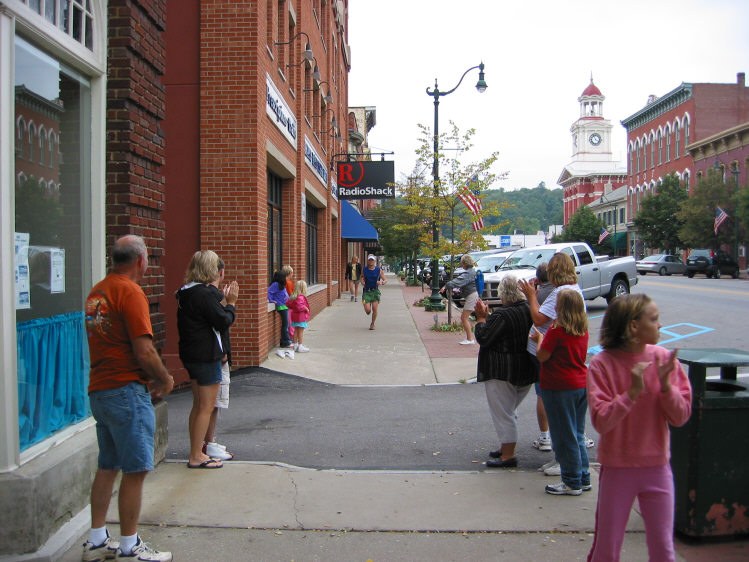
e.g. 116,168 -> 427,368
176,283 -> 235,364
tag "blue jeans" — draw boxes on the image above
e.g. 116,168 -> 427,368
89,382 -> 154,473
277,308 -> 291,347
542,387 -> 590,489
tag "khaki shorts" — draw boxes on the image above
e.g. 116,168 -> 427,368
463,291 -> 479,312
215,362 -> 230,409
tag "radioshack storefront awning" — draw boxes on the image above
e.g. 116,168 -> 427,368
341,200 -> 378,241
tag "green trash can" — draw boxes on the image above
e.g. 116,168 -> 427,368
671,348 -> 749,538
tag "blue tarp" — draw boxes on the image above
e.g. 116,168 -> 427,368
341,200 -> 379,241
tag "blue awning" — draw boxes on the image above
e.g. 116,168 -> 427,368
341,200 -> 379,241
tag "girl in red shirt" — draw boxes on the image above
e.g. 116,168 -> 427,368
533,289 -> 590,496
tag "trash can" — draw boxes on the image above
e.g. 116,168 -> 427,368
671,348 -> 749,538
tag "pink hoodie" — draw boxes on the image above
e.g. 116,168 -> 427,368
587,345 -> 692,468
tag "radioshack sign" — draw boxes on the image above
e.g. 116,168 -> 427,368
337,161 -> 395,199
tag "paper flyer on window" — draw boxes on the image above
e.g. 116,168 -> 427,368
15,232 -> 30,309
50,248 -> 65,293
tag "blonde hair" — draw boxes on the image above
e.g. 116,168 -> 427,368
460,254 -> 475,269
184,250 -> 223,284
290,279 -> 308,299
547,253 -> 577,287
498,275 -> 526,304
600,293 -> 652,350
554,289 -> 588,336
281,264 -> 294,278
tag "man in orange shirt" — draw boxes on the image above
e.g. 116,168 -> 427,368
82,235 -> 174,562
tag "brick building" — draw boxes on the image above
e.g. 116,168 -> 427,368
558,79 -> 627,226
620,72 -> 749,258
162,0 -> 351,377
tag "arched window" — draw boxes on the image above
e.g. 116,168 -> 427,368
657,131 -> 663,165
650,134 -> 655,168
665,126 -> 671,162
39,125 -> 47,165
674,122 -> 680,159
48,131 -> 57,167
635,141 -> 641,173
683,117 -> 690,152
16,116 -> 27,159
28,122 -> 37,162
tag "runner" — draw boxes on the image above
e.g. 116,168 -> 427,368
361,255 -> 386,330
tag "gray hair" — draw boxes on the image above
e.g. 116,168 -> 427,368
498,275 -> 526,304
112,235 -> 147,266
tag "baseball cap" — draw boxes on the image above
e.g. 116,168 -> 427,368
367,254 -> 376,261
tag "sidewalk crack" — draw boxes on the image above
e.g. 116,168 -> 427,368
289,473 -> 303,528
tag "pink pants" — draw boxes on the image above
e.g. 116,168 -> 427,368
588,464 -> 675,562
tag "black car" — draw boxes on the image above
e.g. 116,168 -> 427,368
686,250 -> 739,278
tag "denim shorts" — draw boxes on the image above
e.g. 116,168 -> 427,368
89,382 -> 154,473
184,360 -> 222,386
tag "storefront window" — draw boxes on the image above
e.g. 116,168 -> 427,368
14,35 -> 92,450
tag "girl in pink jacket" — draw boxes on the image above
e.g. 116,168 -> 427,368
287,280 -> 311,353
587,294 -> 691,562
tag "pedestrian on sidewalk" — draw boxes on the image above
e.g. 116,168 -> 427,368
586,294 -> 691,562
531,289 -> 590,496
287,279 -> 311,352
519,253 -> 584,476
361,254 -> 386,330
83,235 -> 174,561
177,250 -> 238,470
442,254 -> 478,345
268,269 -> 293,354
532,262 -> 553,454
474,276 -> 538,468
345,255 -> 362,301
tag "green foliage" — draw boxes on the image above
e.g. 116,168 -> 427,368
431,321 -> 464,333
632,175 -> 688,253
555,206 -> 604,249
677,168 -> 740,249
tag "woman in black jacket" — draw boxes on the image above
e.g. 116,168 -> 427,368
473,276 -> 538,468
345,256 -> 362,301
177,250 -> 238,469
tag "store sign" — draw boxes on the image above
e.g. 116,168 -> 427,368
266,74 -> 297,146
304,136 -> 328,186
337,161 -> 395,199
330,176 -> 338,200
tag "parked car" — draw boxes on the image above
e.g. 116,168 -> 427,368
451,251 -> 514,307
636,254 -> 686,276
481,242 -> 638,308
686,250 -> 740,278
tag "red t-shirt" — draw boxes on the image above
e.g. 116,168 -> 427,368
538,323 -> 589,390
85,273 -> 153,392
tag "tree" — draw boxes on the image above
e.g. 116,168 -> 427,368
677,168 -> 739,250
555,206 -> 605,250
632,174 -> 687,253
397,122 -> 507,261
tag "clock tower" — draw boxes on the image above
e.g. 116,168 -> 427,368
558,77 -> 627,224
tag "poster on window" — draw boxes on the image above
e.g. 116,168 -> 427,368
50,248 -> 65,293
15,232 -> 31,309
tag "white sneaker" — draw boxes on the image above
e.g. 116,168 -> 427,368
275,349 -> 286,359
458,339 -> 476,345
297,344 -> 310,353
584,435 -> 595,448
205,442 -> 233,461
537,459 -> 558,472
284,349 -> 295,359
82,534 -> 118,561
545,482 -> 582,496
532,435 -> 552,451
544,462 -> 561,476
293,343 -> 299,351
115,537 -> 172,561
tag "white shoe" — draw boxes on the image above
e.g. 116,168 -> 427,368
275,349 -> 286,359
543,463 -> 561,476
532,435 -> 552,451
458,339 -> 476,345
293,343 -> 299,351
537,459 -> 558,472
297,344 -> 310,353
584,435 -> 595,448
115,537 -> 172,561
205,442 -> 233,460
285,349 -> 295,359
82,533 -> 119,562
545,482 -> 582,496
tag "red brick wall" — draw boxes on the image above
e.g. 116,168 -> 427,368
107,0 -> 168,347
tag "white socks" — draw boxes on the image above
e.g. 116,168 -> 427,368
89,526 -> 108,546
119,533 -> 138,554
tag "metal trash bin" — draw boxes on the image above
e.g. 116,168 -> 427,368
671,348 -> 749,538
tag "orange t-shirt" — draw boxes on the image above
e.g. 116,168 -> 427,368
85,273 -> 153,393
285,278 -> 294,295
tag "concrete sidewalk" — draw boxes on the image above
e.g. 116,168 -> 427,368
51,275 -> 746,562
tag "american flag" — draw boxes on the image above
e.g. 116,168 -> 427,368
714,206 -> 728,235
457,175 -> 484,231
598,227 -> 610,245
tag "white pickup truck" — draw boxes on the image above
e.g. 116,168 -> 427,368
481,242 -> 638,307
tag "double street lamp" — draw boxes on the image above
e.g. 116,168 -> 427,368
424,63 -> 487,311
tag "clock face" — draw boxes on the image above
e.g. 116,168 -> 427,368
589,133 -> 602,146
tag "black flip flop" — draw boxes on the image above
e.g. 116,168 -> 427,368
187,458 -> 223,469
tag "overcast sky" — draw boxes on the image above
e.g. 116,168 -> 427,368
348,0 -> 749,191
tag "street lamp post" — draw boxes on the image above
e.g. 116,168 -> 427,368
424,63 -> 487,311
733,164 -> 740,265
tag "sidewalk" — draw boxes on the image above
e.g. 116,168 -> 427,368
52,275 -> 746,562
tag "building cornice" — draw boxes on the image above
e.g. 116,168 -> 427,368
621,83 -> 693,130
